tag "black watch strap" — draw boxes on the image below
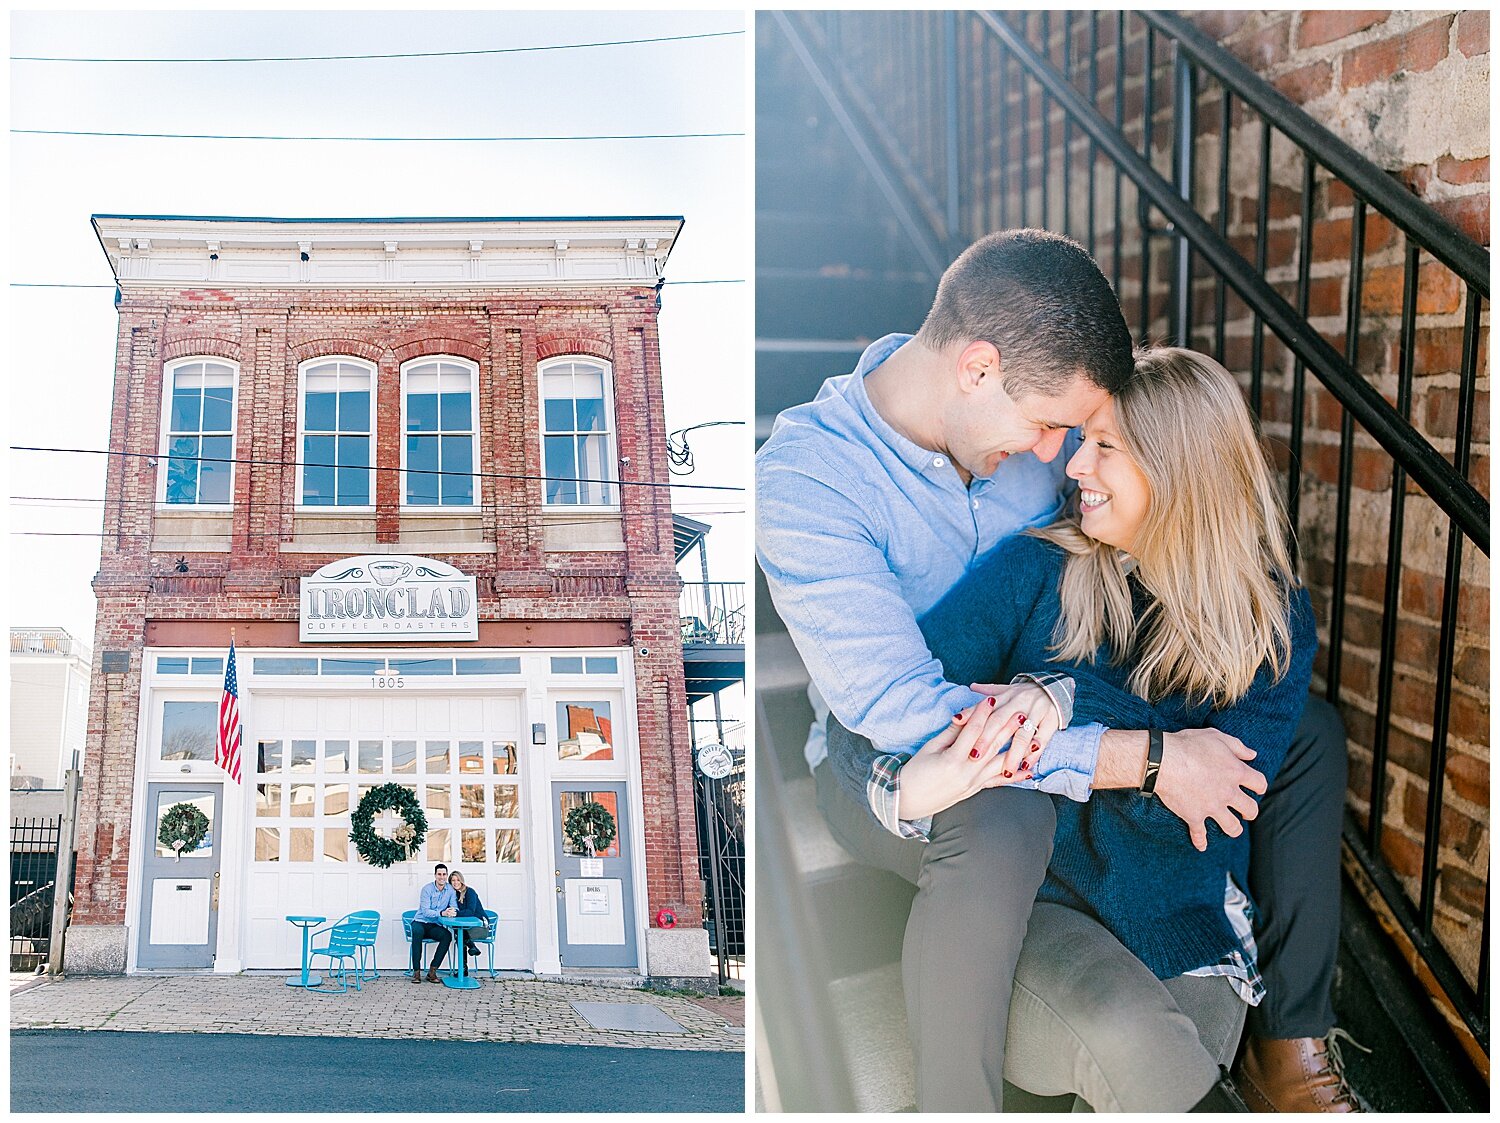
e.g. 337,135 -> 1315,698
1140,729 -> 1165,797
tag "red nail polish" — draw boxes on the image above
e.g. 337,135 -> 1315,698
969,748 -> 981,760
1003,770 -> 1013,778
953,711 -> 964,722
1032,740 -> 1041,752
987,697 -> 998,707
1011,711 -> 1025,722
1019,760 -> 1031,772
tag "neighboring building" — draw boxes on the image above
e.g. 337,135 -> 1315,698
67,215 -> 710,984
10,627 -> 92,789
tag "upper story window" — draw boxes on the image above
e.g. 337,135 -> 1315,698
161,359 -> 237,506
541,358 -> 617,507
402,358 -> 477,508
299,359 -> 374,508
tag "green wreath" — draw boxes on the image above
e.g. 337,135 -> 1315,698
350,783 -> 429,868
158,802 -> 209,859
564,801 -> 617,856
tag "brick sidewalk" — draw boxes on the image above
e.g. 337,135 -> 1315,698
11,975 -> 744,1053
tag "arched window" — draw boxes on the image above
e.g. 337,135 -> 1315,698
160,358 -> 237,506
298,358 -> 375,507
401,357 -> 478,507
540,357 -> 617,507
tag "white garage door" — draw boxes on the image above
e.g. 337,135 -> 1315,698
243,692 -> 529,970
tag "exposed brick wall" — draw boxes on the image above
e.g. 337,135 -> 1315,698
76,280 -> 703,937
1070,11 -> 1489,986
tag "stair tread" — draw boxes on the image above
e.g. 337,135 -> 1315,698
783,773 -> 860,877
828,962 -> 916,1112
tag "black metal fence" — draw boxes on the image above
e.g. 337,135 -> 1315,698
680,582 -> 748,648
689,717 -> 745,985
10,816 -> 63,972
777,8 -> 1488,1055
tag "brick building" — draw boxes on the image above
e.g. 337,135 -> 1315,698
65,215 -> 711,983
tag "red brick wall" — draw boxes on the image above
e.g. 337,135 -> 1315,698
74,282 -> 703,934
1069,11 -> 1489,986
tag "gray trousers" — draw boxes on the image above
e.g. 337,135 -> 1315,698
813,695 -> 1344,1111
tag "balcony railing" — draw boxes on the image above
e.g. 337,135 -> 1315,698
680,582 -> 747,647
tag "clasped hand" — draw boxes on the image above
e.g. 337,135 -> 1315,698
895,681 -> 1059,821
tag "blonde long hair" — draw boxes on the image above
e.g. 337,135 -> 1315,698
1031,347 -> 1298,707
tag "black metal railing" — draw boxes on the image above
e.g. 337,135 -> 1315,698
778,9 -> 1489,1056
680,582 -> 747,647
10,816 -> 63,972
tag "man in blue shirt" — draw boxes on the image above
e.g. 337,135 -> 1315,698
410,862 -> 458,983
757,231 -> 1351,1111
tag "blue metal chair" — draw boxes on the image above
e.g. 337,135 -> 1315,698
344,909 -> 381,980
453,909 -> 501,979
307,921 -> 365,994
316,910 -> 382,981
401,909 -> 456,978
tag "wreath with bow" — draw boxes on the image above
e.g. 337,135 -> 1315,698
158,802 -> 209,861
350,783 -> 429,868
564,801 -> 617,856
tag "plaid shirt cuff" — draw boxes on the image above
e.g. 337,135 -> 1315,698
1010,670 -> 1074,728
869,752 -> 933,840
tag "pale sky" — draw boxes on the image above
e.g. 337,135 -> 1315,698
7,9 -> 751,659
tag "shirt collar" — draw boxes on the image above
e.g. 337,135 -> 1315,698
847,334 -> 965,478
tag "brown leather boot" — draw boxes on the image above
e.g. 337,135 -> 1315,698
1236,1031 -> 1369,1112
425,967 -> 440,983
411,971 -> 422,984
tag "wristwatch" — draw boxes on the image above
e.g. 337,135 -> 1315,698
1140,728 -> 1165,797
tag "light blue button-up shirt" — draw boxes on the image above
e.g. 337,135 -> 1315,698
415,881 -> 457,922
756,334 -> 1103,831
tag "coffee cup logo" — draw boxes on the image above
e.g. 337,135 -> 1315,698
368,560 -> 412,587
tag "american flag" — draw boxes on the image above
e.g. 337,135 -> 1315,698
217,640 -> 242,783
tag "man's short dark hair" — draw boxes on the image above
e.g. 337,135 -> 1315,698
434,863 -> 448,873
916,229 -> 1135,398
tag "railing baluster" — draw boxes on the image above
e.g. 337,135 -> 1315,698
1369,239 -> 1421,852
1140,22 -> 1156,339
1020,12 -> 1031,227
1214,89 -> 1231,363
1113,11 -> 1125,302
943,10 -> 960,250
1420,284 -> 1482,934
1041,11 -> 1052,230
1172,48 -> 1196,347
1250,118 -> 1271,413
1288,154 -> 1316,535
1327,197 -> 1367,703
1087,13 -> 1099,256
1063,10 -> 1073,237
998,32 -> 1009,230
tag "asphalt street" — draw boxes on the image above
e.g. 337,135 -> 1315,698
11,1030 -> 745,1113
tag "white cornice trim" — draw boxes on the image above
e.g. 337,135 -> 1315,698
95,216 -> 681,290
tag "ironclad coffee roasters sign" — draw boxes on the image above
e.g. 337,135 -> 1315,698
300,556 -> 478,641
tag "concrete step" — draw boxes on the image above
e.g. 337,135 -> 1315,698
755,273 -> 933,341
828,962 -> 916,1112
756,212 -> 924,274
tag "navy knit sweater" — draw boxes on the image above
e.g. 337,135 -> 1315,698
914,534 -> 1316,981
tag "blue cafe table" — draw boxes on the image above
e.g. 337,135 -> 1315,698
437,916 -> 483,990
285,915 -> 327,988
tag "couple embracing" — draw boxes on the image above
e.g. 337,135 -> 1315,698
757,230 -> 1362,1112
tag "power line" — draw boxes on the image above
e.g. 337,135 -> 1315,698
12,30 -> 745,65
14,128 -> 743,143
10,279 -> 746,289
11,445 -> 744,493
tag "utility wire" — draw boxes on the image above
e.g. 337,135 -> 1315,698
12,30 -> 745,64
14,128 -> 742,142
12,445 -> 744,493
10,279 -> 746,288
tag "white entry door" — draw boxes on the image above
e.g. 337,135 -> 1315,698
242,692 -> 528,969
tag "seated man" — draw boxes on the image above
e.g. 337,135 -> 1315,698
410,861 -> 457,983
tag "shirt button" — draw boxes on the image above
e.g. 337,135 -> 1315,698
932,456 -> 945,468
972,499 -> 980,510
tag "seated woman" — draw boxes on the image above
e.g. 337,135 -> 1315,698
830,346 -> 1316,1111
447,870 -> 490,964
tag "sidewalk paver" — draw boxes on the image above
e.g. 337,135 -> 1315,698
11,974 -> 743,1052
